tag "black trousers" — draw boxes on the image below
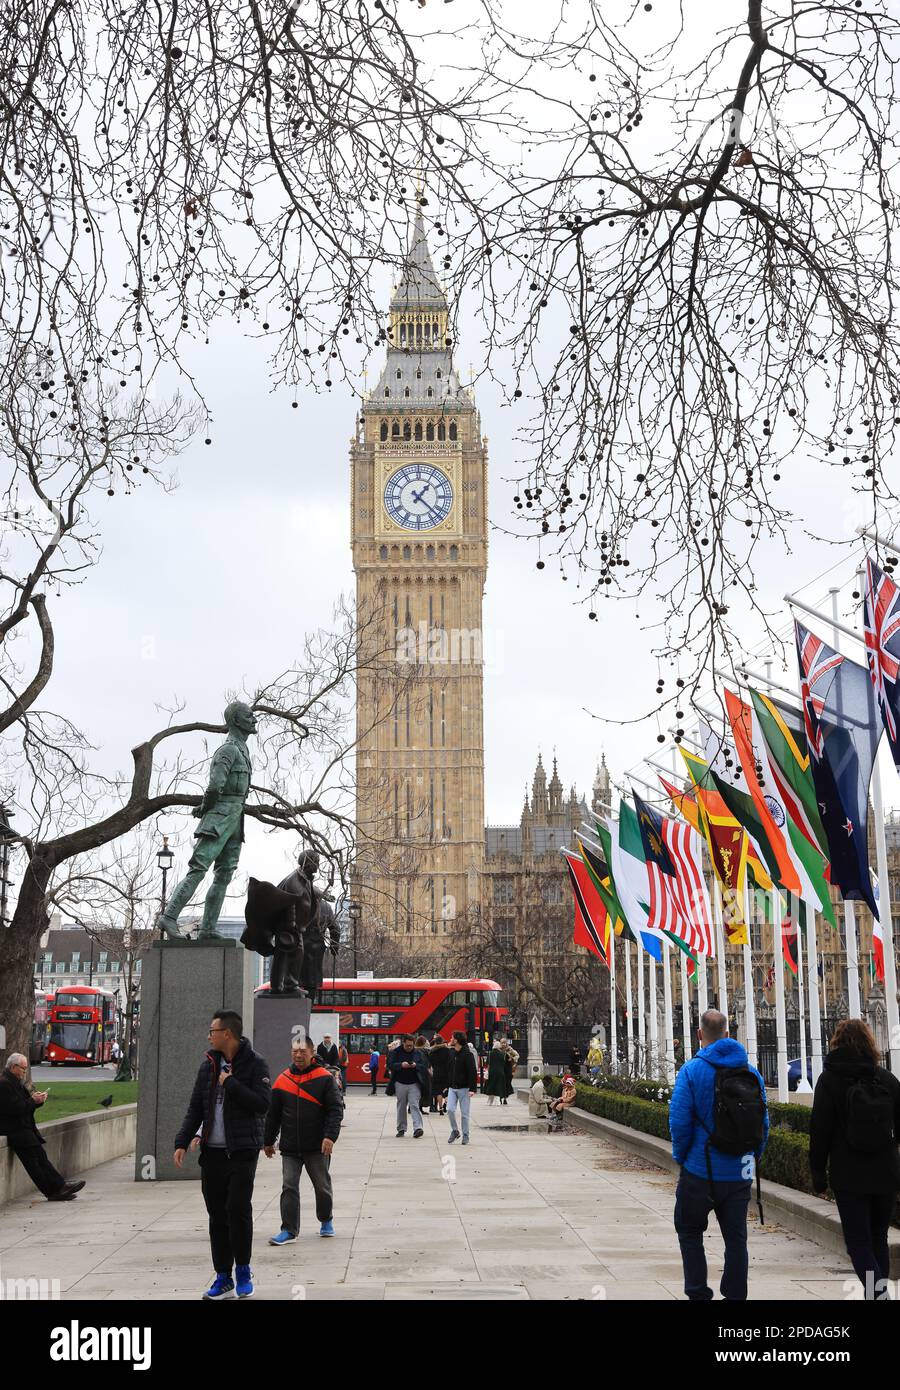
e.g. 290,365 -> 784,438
200,1149 -> 259,1273
833,1189 -> 896,1299
14,1143 -> 66,1198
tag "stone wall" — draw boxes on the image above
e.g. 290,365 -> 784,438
0,1104 -> 136,1206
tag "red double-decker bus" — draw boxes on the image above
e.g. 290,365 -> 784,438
47,986 -> 116,1065
256,977 -> 507,1084
30,990 -> 54,1064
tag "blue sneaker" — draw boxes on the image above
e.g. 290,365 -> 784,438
202,1273 -> 235,1301
269,1230 -> 297,1246
319,1220 -> 335,1238
234,1264 -> 254,1299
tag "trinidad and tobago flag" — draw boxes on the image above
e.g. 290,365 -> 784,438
864,554 -> 900,770
563,849 -> 610,967
795,620 -> 880,919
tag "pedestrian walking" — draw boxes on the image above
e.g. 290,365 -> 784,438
173,1011 -> 271,1301
415,1035 -> 433,1112
447,1030 -> 478,1146
484,1039 -> 507,1105
668,1009 -> 768,1302
0,1055 -> 85,1202
429,1035 -> 451,1115
317,1033 -> 339,1069
809,1019 -> 900,1300
337,1039 -> 350,1101
387,1034 -> 428,1137
501,1038 -> 518,1104
366,1046 -> 381,1095
264,1035 -> 343,1244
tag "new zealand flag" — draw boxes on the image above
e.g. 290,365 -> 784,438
864,555 -> 900,768
795,621 -> 880,919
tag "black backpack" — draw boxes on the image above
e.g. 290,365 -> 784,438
697,1063 -> 767,1222
845,1075 -> 895,1154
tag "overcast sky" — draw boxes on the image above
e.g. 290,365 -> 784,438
8,0 -> 900,917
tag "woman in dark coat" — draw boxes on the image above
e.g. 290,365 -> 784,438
429,1035 -> 451,1115
415,1035 -> 433,1111
809,1018 -> 900,1299
484,1041 -> 507,1104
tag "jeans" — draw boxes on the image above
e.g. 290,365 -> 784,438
674,1168 -> 751,1301
833,1189 -> 895,1299
395,1082 -> 422,1133
447,1087 -> 471,1139
280,1152 -> 333,1234
199,1148 -> 259,1273
14,1142 -> 66,1198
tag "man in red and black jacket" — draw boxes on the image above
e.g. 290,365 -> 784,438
173,1010 -> 271,1301
264,1033 -> 343,1244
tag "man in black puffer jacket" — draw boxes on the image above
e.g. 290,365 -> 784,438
809,1019 -> 900,1300
264,1034 -> 343,1243
174,1010 -> 271,1301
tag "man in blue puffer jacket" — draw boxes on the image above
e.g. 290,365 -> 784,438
668,1009 -> 769,1301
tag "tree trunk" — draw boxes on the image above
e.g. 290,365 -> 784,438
0,854 -> 53,1067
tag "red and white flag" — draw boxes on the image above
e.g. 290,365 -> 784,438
646,815 -> 715,958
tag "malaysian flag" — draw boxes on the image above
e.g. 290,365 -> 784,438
632,791 -> 714,957
864,555 -> 900,766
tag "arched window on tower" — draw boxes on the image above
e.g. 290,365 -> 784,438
414,421 -> 423,441
426,545 -> 435,560
449,421 -> 458,441
416,368 -> 422,379
426,422 -> 434,440
384,388 -> 390,398
402,544 -> 412,560
436,368 -> 442,379
391,421 -> 400,438
449,545 -> 459,560
379,420 -> 388,441
404,387 -> 410,398
423,322 -> 431,343
399,323 -> 406,346
437,422 -> 446,440
403,420 -> 411,440
432,320 -> 439,340
427,388 -> 433,399
379,545 -> 388,560
416,320 -> 422,342
396,368 -> 402,380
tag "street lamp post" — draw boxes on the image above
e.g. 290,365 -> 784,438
157,836 -> 174,940
347,900 -> 362,976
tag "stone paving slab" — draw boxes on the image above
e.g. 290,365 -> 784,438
0,1094 -> 856,1301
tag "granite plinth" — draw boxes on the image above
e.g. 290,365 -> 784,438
253,992 -> 312,1077
134,939 -> 256,1182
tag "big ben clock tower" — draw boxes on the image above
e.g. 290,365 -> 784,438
352,211 -> 487,952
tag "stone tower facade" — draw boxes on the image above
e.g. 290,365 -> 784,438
352,212 -> 487,948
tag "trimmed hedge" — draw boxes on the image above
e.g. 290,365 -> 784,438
547,1077 -> 899,1225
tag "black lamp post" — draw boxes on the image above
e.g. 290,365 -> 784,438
157,836 -> 174,939
347,900 -> 362,976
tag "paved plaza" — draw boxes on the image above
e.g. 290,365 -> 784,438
0,1095 -> 855,1301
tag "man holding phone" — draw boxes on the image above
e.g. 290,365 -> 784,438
174,1011 -> 271,1301
0,1055 -> 85,1200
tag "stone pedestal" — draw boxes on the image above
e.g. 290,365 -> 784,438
134,939 -> 256,1183
252,993 -> 312,1078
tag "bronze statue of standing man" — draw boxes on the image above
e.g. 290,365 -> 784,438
156,701 -> 257,941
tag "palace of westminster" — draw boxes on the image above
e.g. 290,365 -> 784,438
350,213 -> 898,1032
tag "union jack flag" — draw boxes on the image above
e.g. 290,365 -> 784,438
864,555 -> 900,752
796,621 -> 843,759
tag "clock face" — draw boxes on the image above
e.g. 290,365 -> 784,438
384,464 -> 454,531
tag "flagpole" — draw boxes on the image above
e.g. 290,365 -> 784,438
647,951 -> 659,1079
624,935 -> 634,1073
795,900 -> 812,1094
713,880 -> 729,1020
609,919 -> 618,1073
832,585 -> 861,1022
742,881 -> 758,1069
662,940 -> 676,1082
638,941 -> 648,1076
870,752 -> 900,1073
680,949 -> 693,1061
772,888 -> 789,1102
807,906 -> 824,1086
